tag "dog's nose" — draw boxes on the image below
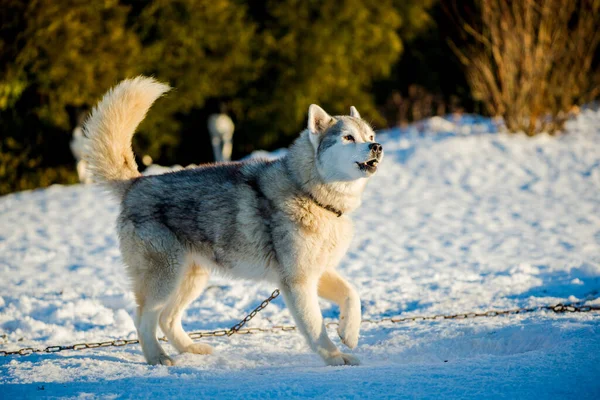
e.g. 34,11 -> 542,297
369,142 -> 382,153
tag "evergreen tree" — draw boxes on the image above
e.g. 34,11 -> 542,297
0,0 -> 437,194
0,0 -> 140,194
230,0 -> 403,151
129,0 -> 258,159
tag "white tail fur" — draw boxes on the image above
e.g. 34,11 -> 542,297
83,76 -> 170,191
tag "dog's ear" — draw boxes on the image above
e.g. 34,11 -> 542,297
350,106 -> 361,119
308,104 -> 333,149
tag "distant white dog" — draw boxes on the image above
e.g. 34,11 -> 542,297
83,77 -> 383,366
70,126 -> 92,184
207,113 -> 235,162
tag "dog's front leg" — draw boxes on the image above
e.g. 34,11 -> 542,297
282,278 -> 360,366
318,269 -> 361,349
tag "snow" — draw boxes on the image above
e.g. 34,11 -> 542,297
2,110 -> 600,398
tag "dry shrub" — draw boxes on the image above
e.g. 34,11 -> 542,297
450,0 -> 600,135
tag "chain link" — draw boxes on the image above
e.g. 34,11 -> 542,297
1,290 -> 598,358
225,289 -> 281,336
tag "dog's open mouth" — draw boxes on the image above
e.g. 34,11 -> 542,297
356,159 -> 379,173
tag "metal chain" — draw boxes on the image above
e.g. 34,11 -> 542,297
0,289 -> 280,357
189,289 -> 282,339
1,289 -> 599,357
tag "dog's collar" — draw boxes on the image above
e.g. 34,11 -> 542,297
306,192 -> 343,217
284,158 -> 343,218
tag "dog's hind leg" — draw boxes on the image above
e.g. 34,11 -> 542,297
318,269 -> 361,349
159,263 -> 213,355
131,249 -> 184,366
137,302 -> 174,365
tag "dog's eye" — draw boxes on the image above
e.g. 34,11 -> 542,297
343,135 -> 355,142
370,136 -> 374,141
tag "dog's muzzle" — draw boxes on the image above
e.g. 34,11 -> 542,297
356,142 -> 383,174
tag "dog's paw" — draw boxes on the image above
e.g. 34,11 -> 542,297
148,354 -> 175,366
338,315 -> 360,349
324,351 -> 360,366
185,343 -> 213,355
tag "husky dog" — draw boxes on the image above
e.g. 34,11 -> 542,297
83,77 -> 383,366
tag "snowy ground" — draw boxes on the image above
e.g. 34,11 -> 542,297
1,111 -> 600,399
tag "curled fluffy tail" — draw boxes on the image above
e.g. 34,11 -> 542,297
83,76 -> 170,194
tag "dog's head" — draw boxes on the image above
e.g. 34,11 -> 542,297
307,104 -> 383,182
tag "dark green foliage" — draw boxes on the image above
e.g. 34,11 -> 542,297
131,0 -> 259,159
0,0 -> 437,195
227,0 -> 407,153
1,0 -> 142,194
